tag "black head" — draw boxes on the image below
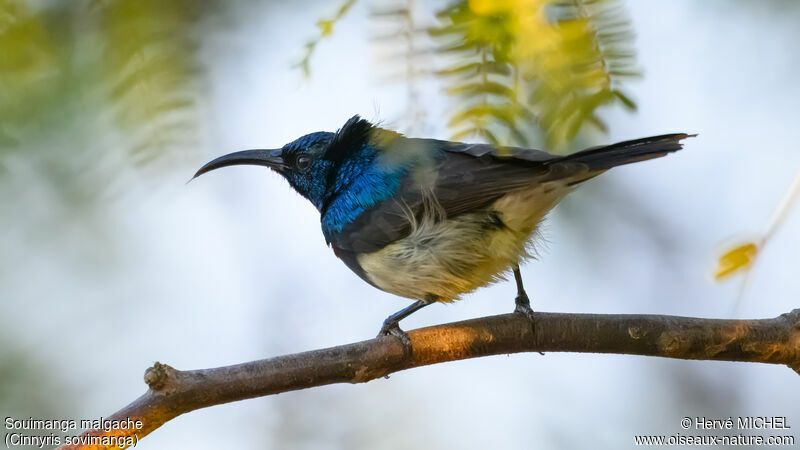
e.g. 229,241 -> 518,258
192,116 -> 375,210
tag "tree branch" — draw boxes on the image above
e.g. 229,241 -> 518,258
58,309 -> 800,449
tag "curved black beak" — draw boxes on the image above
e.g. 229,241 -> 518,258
192,149 -> 286,180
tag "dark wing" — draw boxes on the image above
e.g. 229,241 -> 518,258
325,132 -> 691,254
326,138 -> 565,253
428,140 -> 561,218
430,133 -> 691,216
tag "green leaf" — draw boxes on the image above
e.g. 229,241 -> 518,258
612,89 -> 637,110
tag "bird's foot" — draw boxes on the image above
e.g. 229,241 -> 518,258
514,301 -> 536,323
514,293 -> 543,355
377,320 -> 412,349
514,293 -> 535,322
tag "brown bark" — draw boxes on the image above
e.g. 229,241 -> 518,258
57,309 -> 800,449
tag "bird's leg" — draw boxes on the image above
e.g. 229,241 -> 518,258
378,298 -> 432,344
513,265 -> 535,321
513,265 -> 542,354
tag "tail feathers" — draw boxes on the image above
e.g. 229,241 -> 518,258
555,133 -> 695,173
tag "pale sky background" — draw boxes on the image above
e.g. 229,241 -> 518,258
2,1 -> 799,449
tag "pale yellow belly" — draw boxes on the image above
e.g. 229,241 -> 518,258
357,183 -> 569,302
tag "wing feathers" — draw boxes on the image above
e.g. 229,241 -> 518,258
325,132 -> 692,253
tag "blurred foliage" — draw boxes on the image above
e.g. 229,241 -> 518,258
714,170 -> 800,282
0,0 -> 60,144
297,0 -> 358,76
0,0 -> 640,211
431,1 -> 529,146
0,334 -> 71,424
301,0 -> 639,148
368,0 -> 429,133
714,242 -> 758,281
100,0 -> 205,167
0,0 -> 213,209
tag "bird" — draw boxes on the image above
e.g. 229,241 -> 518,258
193,115 -> 692,338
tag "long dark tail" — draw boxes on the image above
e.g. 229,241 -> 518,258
556,133 -> 695,173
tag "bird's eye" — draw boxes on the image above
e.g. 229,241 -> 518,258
295,155 -> 313,172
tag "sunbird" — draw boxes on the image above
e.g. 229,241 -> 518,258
194,116 -> 692,337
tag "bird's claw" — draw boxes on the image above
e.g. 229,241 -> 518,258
377,321 -> 412,349
514,294 -> 543,355
514,292 -> 535,321
514,299 -> 536,323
